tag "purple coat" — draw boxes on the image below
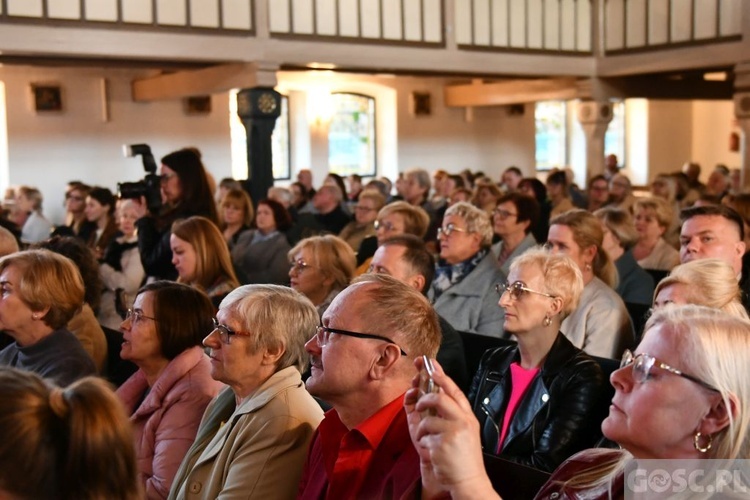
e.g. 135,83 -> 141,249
117,346 -> 224,499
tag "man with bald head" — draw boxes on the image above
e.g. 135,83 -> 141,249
298,273 -> 441,499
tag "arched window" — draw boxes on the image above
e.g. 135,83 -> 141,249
535,100 -> 567,170
328,93 -> 376,176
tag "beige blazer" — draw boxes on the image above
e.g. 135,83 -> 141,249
168,367 -> 323,499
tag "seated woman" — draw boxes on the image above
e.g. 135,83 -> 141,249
219,188 -> 254,249
429,202 -> 506,337
406,305 -> 750,499
546,170 -> 575,220
117,281 -> 223,499
355,200 -> 431,270
632,196 -> 680,271
338,189 -> 386,252
168,285 -> 324,499
170,215 -> 239,309
288,234 -> 356,317
33,236 -> 108,372
98,199 -> 146,330
0,367 -> 139,500
0,249 -> 96,385
231,198 -> 293,286
472,180 -> 502,215
84,186 -> 119,260
469,248 -> 605,472
595,206 -> 655,306
547,209 -> 634,358
653,258 -> 749,319
491,192 -> 539,279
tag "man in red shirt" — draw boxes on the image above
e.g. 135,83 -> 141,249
297,273 -> 442,499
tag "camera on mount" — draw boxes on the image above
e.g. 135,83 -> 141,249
119,144 -> 162,213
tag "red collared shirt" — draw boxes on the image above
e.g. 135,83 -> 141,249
319,394 -> 405,499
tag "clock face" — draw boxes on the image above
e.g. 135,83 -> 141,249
258,93 -> 278,114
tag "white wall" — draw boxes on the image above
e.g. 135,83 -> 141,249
692,100 -> 741,175
0,65 -> 233,224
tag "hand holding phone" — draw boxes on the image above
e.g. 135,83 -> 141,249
419,355 -> 439,416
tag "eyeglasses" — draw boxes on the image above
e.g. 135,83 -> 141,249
289,259 -> 315,274
355,205 -> 377,212
437,223 -> 469,238
495,281 -> 557,301
620,349 -> 719,392
65,193 -> 84,201
211,317 -> 252,345
125,309 -> 159,325
314,325 -> 408,356
493,208 -> 518,220
374,220 -> 395,232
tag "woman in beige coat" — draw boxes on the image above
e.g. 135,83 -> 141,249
168,285 -> 324,499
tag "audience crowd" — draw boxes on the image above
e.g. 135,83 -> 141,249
1,151 -> 750,499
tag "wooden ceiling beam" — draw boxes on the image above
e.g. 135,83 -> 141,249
131,62 -> 278,101
444,78 -> 579,107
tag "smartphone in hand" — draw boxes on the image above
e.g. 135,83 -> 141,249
419,355 -> 439,415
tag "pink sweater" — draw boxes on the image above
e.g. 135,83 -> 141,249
117,347 -> 224,499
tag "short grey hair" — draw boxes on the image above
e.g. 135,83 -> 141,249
405,168 -> 431,191
219,285 -> 319,372
444,201 -> 493,248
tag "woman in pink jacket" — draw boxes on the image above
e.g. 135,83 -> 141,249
117,281 -> 224,499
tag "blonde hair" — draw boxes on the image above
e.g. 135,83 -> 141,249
220,285 -> 318,372
288,235 -> 356,292
171,216 -> 239,291
17,185 -> 43,212
654,259 -> 749,320
0,368 -> 139,500
645,305 -> 750,460
377,201 -> 430,238
0,249 -> 84,329
351,273 -> 441,359
510,247 -> 584,318
634,196 -> 675,230
358,190 -> 386,211
550,209 -> 618,288
220,188 -> 254,228
444,201 -> 494,248
594,207 -> 639,249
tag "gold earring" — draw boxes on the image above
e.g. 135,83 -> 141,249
694,432 -> 713,453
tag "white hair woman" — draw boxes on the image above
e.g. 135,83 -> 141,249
406,305 -> 750,498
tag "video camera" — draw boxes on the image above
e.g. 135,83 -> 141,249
119,144 -> 162,213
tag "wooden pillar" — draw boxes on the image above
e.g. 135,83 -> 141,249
236,87 -> 282,207
575,100 -> 613,181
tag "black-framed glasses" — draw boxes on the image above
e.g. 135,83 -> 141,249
125,309 -> 158,325
289,259 -> 315,274
495,281 -> 556,301
211,317 -> 252,345
314,325 -> 408,356
437,223 -> 469,238
492,208 -> 518,220
620,349 -> 719,392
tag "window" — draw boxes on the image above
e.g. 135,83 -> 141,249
535,101 -> 567,170
229,91 -> 290,181
328,93 -> 376,176
604,100 -> 625,166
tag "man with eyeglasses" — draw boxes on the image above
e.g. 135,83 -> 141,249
298,273 -> 441,500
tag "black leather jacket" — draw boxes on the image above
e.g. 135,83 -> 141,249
468,333 -> 605,472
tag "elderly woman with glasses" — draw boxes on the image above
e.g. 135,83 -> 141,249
169,285 -> 324,500
491,192 -> 540,279
116,281 -> 223,499
428,201 -> 505,337
406,305 -> 750,499
466,248 -> 605,472
288,235 -> 356,317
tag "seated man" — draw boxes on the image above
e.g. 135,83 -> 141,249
369,234 -> 469,390
679,204 -> 748,313
298,274 -> 441,499
287,184 -> 352,244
